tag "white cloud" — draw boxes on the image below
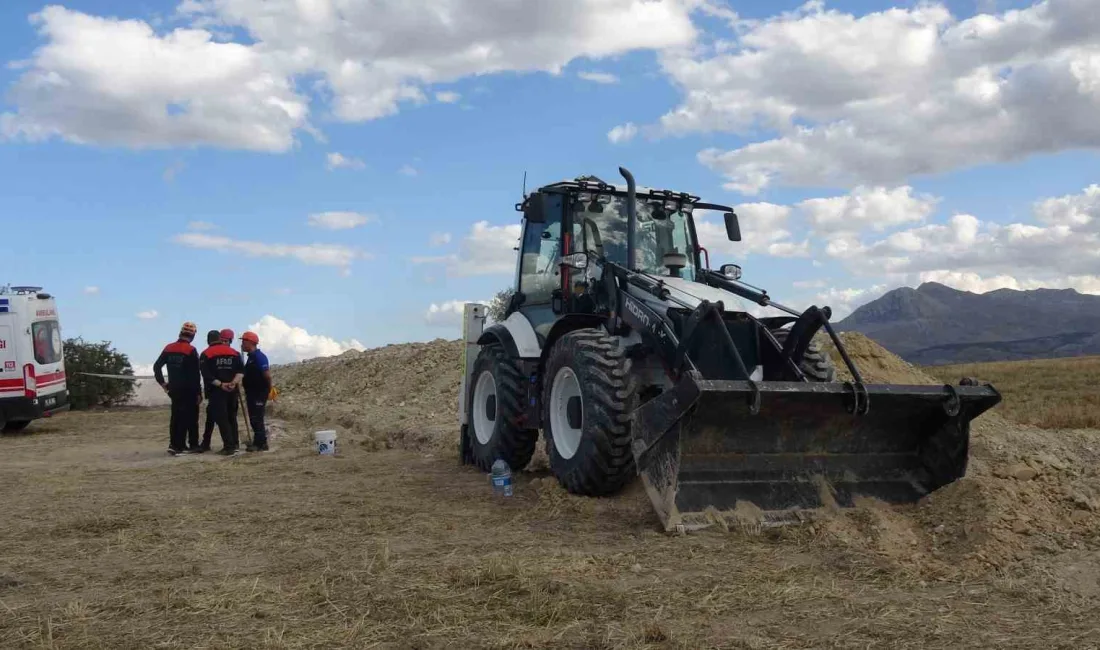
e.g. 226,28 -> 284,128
652,0 -> 1100,192
187,220 -> 216,231
695,202 -> 809,259
823,184 -> 1100,294
798,186 -> 939,235
424,300 -> 483,327
399,164 -> 419,176
307,211 -> 373,230
607,122 -> 638,144
578,70 -> 619,84
248,314 -> 365,363
173,232 -> 367,271
136,309 -> 158,320
435,91 -> 461,103
325,152 -> 365,170
3,1 -> 702,150
83,286 -> 99,295
429,232 -> 451,247
814,284 -> 890,320
1,6 -> 311,152
411,220 -> 520,276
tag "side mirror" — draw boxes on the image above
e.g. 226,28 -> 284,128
720,263 -> 742,280
561,252 -> 588,270
724,212 -> 741,241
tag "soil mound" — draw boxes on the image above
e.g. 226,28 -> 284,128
815,331 -> 939,384
271,338 -> 464,453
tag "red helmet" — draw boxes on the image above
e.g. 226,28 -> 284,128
241,331 -> 259,345
219,328 -> 234,342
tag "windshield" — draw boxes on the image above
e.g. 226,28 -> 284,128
572,194 -> 698,281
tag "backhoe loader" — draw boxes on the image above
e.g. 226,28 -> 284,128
457,167 -> 1001,531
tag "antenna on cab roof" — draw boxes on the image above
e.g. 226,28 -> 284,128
522,170 -> 527,198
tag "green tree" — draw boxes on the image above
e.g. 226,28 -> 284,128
63,338 -> 136,410
487,287 -> 514,323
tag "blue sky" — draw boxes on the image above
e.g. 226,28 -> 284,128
2,0 -> 1098,366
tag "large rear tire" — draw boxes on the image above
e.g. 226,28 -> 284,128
2,420 -> 31,433
772,329 -> 837,382
542,328 -> 637,496
465,345 -> 537,472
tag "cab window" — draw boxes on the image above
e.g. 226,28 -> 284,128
32,320 -> 62,365
518,194 -> 564,304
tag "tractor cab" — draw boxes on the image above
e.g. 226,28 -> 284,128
510,175 -> 742,336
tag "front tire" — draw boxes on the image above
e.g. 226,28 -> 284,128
542,328 -> 637,496
772,329 -> 837,382
465,345 -> 537,472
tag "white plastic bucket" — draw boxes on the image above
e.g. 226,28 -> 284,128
314,430 -> 337,455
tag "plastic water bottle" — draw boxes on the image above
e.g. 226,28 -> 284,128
491,459 -> 513,497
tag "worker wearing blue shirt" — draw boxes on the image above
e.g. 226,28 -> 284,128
239,331 -> 273,452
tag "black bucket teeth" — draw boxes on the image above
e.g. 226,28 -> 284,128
630,373 -> 1002,532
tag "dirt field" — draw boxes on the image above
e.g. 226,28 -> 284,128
926,355 -> 1100,430
2,336 -> 1099,649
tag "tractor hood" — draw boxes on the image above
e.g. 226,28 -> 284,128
636,273 -> 752,313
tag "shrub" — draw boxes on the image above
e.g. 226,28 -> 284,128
63,337 -> 136,410
487,287 -> 514,323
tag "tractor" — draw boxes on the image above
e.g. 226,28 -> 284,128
457,167 -> 1001,531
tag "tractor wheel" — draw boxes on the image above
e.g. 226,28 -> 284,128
772,329 -> 837,382
542,328 -> 637,496
465,344 -> 537,472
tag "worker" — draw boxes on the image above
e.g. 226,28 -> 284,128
219,328 -> 241,445
239,331 -> 273,452
200,331 -> 245,455
196,329 -> 222,453
153,321 -> 202,455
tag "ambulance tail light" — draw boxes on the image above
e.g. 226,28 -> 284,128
24,364 -> 36,399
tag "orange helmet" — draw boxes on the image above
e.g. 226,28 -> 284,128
241,331 -> 259,345
180,321 -> 197,338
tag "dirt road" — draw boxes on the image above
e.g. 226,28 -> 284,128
1,407 -> 1097,649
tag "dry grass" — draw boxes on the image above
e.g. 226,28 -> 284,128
1,409 -> 1098,649
925,355 -> 1100,430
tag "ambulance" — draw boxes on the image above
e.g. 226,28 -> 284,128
0,285 -> 69,432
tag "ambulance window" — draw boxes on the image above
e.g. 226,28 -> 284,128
32,320 -> 62,365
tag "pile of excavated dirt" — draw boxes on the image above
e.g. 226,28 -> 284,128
270,338 -> 465,454
815,330 -> 939,384
273,330 -> 1100,585
804,332 -> 1100,583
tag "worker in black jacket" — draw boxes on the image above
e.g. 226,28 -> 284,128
196,329 -> 221,453
153,321 -> 202,455
200,336 -> 245,455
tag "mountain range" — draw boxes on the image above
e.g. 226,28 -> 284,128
833,282 -> 1100,366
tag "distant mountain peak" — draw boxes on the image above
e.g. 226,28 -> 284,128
834,282 -> 1100,364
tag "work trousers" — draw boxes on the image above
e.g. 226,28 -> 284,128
246,394 -> 268,447
227,389 -> 240,443
202,397 -> 216,449
169,392 -> 200,451
207,390 -> 239,450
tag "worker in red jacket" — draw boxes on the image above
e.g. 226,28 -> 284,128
196,329 -> 222,453
219,328 -> 242,446
200,334 -> 245,455
153,321 -> 202,455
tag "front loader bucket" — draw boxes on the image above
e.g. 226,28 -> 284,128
629,373 -> 1002,532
